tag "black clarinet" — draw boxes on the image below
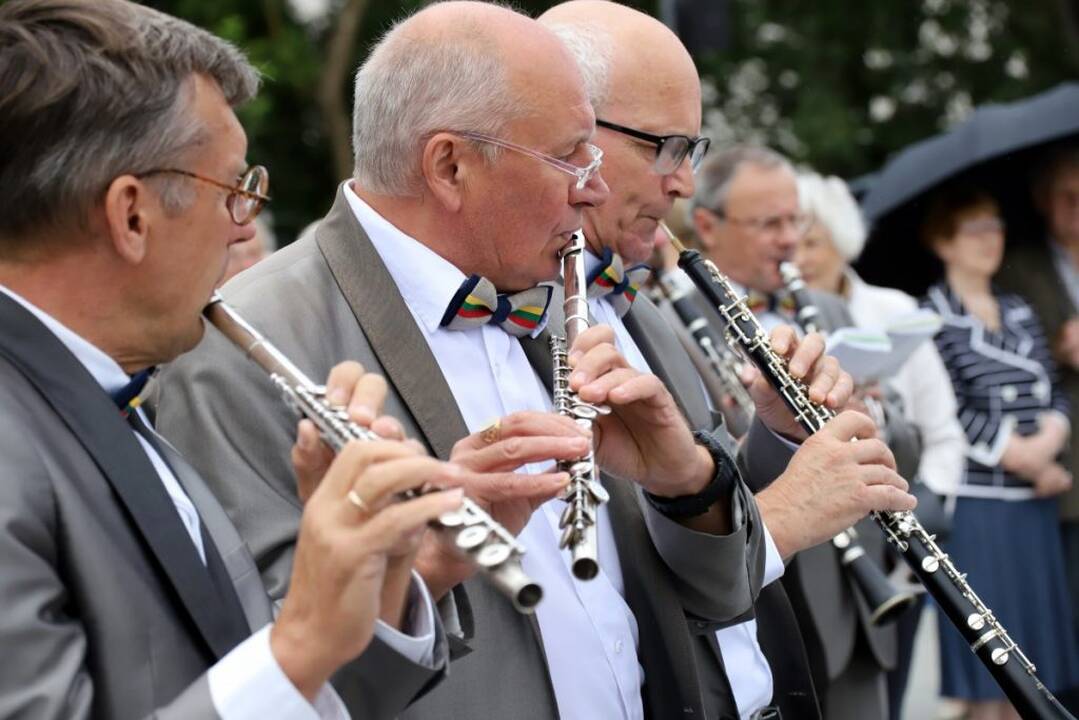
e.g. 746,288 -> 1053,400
667,238 -> 1075,719
774,258 -> 917,626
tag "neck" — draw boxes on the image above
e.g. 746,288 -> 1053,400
0,254 -> 154,374
945,266 -> 992,301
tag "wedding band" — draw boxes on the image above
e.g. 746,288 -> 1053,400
346,489 -> 370,515
480,418 -> 501,445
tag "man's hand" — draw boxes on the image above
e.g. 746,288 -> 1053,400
1034,462 -> 1073,498
756,411 -> 915,559
1054,317 -> 1079,370
742,326 -> 854,441
413,411 -> 579,600
291,361 -> 412,504
271,440 -> 465,702
568,325 -> 714,499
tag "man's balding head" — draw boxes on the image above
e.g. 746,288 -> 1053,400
540,1 -> 702,264
353,1 -> 587,197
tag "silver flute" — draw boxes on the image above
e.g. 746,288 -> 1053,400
204,293 -> 543,613
550,232 -> 609,581
774,258 -> 915,625
667,243 -> 1075,719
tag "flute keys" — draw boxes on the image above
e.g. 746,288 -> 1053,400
438,510 -> 467,527
587,479 -> 609,503
457,524 -> 491,550
477,543 -> 512,568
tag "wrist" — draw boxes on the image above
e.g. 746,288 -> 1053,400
269,619 -> 333,703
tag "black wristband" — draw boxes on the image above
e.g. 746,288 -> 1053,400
644,430 -> 739,519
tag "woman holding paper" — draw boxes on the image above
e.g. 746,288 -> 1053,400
920,184 -> 1079,719
794,171 -> 968,719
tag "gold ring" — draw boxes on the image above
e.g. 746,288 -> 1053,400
479,418 -> 501,445
346,489 -> 370,515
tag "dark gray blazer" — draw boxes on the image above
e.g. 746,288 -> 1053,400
685,285 -> 902,701
154,186 -> 772,719
0,290 -> 444,720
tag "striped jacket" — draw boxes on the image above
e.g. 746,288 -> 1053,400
922,282 -> 1070,499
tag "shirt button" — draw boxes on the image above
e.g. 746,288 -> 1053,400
1001,385 -> 1017,403
614,639 -> 624,654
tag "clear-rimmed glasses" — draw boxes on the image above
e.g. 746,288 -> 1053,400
596,119 -> 711,174
136,165 -> 271,225
715,210 -> 814,238
454,131 -> 603,190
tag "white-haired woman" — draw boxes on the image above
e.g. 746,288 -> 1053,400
792,171 -> 968,719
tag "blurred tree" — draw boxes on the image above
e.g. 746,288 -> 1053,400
143,0 -> 1076,243
695,0 -> 1079,179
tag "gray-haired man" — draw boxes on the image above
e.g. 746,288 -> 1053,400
0,1 -> 457,717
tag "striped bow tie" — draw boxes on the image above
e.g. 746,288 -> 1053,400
440,274 -> 553,337
745,289 -> 796,318
586,249 -> 652,318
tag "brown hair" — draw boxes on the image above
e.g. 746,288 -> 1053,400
919,184 -> 999,250
0,0 -> 259,246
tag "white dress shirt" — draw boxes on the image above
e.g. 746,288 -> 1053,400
843,270 -> 966,496
586,254 -> 784,720
346,181 -> 780,720
0,284 -> 438,720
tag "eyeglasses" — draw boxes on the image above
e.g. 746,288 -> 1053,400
136,165 -> 271,225
454,131 -> 603,190
596,119 -> 711,174
714,210 -> 813,238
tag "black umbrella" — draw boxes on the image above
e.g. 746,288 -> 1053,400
856,82 -> 1079,297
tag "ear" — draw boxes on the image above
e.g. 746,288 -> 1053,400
421,133 -> 469,212
103,175 -> 152,265
692,207 -> 719,251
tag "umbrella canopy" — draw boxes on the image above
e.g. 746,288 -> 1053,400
856,83 -> 1079,297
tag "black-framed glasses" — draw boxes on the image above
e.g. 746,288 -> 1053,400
136,165 -> 271,225
596,119 -> 711,174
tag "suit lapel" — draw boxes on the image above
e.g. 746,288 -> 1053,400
316,187 -> 469,460
154,435 -> 274,631
622,296 -> 712,430
0,292 -> 250,659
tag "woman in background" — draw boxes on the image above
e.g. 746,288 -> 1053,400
921,184 -> 1079,720
793,172 -> 967,718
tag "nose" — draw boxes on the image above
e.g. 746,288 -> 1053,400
572,168 -> 609,208
232,217 -> 258,245
662,154 -> 696,199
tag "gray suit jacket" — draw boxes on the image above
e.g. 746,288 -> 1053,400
154,186 -> 771,719
686,285 -> 901,695
0,290 -> 442,720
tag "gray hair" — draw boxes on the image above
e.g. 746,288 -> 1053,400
689,145 -> 794,218
797,171 -> 867,261
351,12 -> 522,197
0,0 -> 260,246
545,21 -> 613,113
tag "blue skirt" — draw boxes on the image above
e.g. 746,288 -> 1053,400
937,496 -> 1079,700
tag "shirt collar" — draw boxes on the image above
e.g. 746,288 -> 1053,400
0,284 -> 132,395
343,181 -> 471,334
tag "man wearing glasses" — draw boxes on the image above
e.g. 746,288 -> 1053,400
539,4 -> 921,719
0,1 -> 464,718
687,146 -> 909,720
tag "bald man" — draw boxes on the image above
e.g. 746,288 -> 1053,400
539,4 -> 920,720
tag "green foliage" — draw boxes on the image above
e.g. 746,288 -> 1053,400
698,0 -> 1078,180
141,0 -> 1076,243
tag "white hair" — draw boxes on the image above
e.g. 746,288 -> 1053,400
797,171 -> 867,262
545,21 -> 613,112
351,17 -> 520,197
